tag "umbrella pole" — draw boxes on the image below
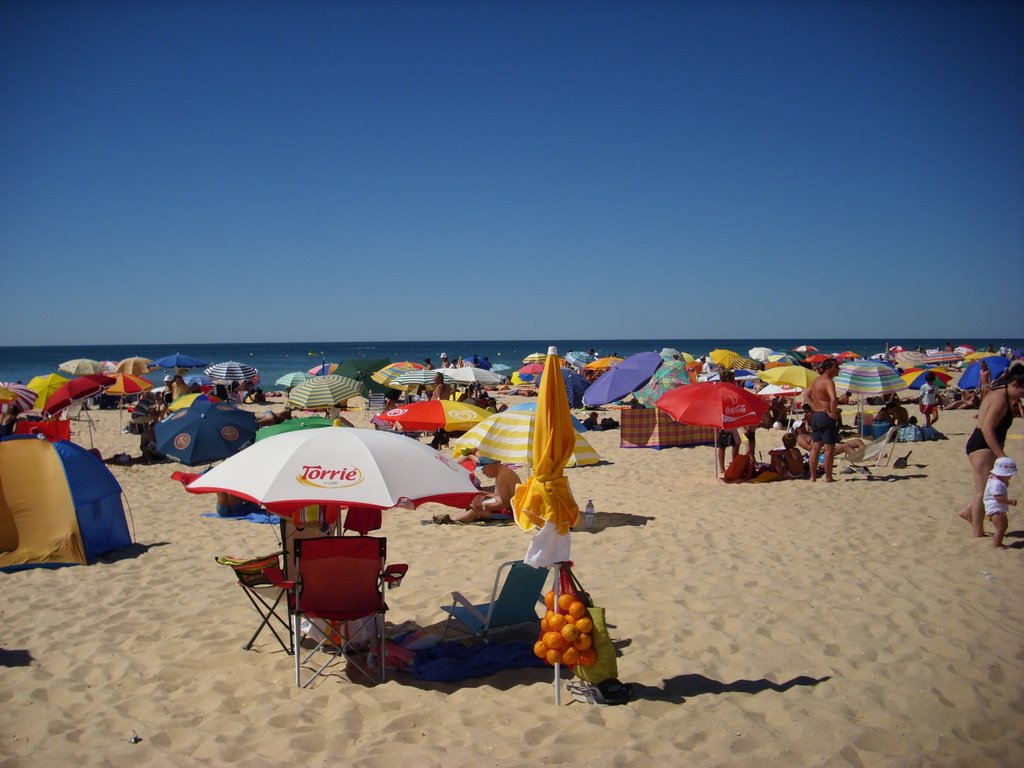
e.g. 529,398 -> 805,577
553,562 -> 561,706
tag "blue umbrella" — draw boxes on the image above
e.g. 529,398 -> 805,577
154,399 -> 258,466
183,373 -> 213,388
153,352 -> 209,369
582,351 -> 663,407
958,356 -> 1011,389
535,367 -> 591,408
506,402 -> 587,432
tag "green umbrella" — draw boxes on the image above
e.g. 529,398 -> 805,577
276,371 -> 313,388
634,360 -> 691,407
337,358 -> 392,395
256,416 -> 332,441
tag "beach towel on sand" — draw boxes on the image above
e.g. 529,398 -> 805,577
412,640 -> 546,682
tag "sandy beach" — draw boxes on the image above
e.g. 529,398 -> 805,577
2,396 -> 1023,767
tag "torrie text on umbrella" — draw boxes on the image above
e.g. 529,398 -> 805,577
297,464 -> 365,488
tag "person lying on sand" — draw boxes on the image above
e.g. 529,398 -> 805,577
257,408 -> 292,427
433,457 -> 520,524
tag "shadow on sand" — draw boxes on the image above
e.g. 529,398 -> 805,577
0,648 -> 34,668
631,672 -> 831,704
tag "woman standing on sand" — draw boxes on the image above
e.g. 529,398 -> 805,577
958,363 -> 1024,538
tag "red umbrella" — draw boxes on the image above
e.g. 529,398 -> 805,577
803,353 -> 834,365
655,382 -> 768,430
374,400 -> 491,432
518,363 -> 545,376
42,374 -> 115,416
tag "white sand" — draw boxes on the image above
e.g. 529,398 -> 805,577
2,397 -> 1023,767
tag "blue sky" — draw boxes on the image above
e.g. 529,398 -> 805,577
2,1 -> 1021,345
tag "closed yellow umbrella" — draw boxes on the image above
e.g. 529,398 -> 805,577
513,347 -> 579,536
512,345 -> 581,707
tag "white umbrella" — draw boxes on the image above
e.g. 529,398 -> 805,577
748,347 -> 775,362
445,366 -> 506,386
391,369 -> 455,390
186,427 -> 480,513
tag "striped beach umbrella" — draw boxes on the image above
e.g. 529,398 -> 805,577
445,366 -> 507,386
921,351 -> 963,366
168,393 -> 222,412
900,368 -> 953,390
709,349 -> 757,370
451,410 -> 600,468
308,362 -> 339,376
116,356 -> 154,375
105,373 -> 153,396
371,362 -> 425,388
205,361 -> 259,384
59,358 -> 108,376
834,360 -> 905,396
564,350 -> 592,368
0,382 -> 38,412
522,352 -> 547,363
275,371 -> 313,388
287,374 -> 362,409
390,369 -> 455,391
765,352 -> 797,367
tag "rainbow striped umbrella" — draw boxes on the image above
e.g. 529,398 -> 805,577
308,362 -> 340,376
900,368 -> 953,390
834,360 -> 905,396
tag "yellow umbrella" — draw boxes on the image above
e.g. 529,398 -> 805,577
963,350 -> 994,362
513,346 -> 579,536
168,393 -> 222,412
116,357 -> 154,375
584,356 -> 622,371
522,352 -> 547,363
758,365 -> 818,389
709,348 -> 757,370
26,373 -> 69,409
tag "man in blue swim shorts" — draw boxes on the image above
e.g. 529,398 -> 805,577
806,359 -> 840,483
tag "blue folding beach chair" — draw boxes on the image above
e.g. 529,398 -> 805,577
440,560 -> 550,641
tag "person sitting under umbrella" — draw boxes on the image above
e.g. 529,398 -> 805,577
216,491 -> 263,518
432,457 -> 520,524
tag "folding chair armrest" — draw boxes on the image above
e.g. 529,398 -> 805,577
448,591 -> 488,624
384,563 -> 409,589
262,566 -> 294,590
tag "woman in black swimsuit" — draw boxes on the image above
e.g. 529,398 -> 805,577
958,364 -> 1024,537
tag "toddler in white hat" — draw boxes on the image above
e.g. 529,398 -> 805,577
984,457 -> 1017,549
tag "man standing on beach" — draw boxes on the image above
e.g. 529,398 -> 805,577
807,359 -> 840,483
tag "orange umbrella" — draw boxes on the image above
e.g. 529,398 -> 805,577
106,373 -> 153,396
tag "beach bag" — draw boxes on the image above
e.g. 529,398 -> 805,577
920,425 -> 945,441
723,453 -> 754,483
898,425 -> 923,443
559,566 -> 618,686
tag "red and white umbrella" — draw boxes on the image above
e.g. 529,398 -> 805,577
0,382 -> 37,412
185,427 -> 480,514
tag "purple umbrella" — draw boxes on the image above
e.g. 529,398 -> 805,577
582,351 -> 663,407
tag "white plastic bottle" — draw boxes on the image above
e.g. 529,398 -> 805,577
584,499 -> 595,530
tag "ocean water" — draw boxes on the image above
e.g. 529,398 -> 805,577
1,338 -> 1020,388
